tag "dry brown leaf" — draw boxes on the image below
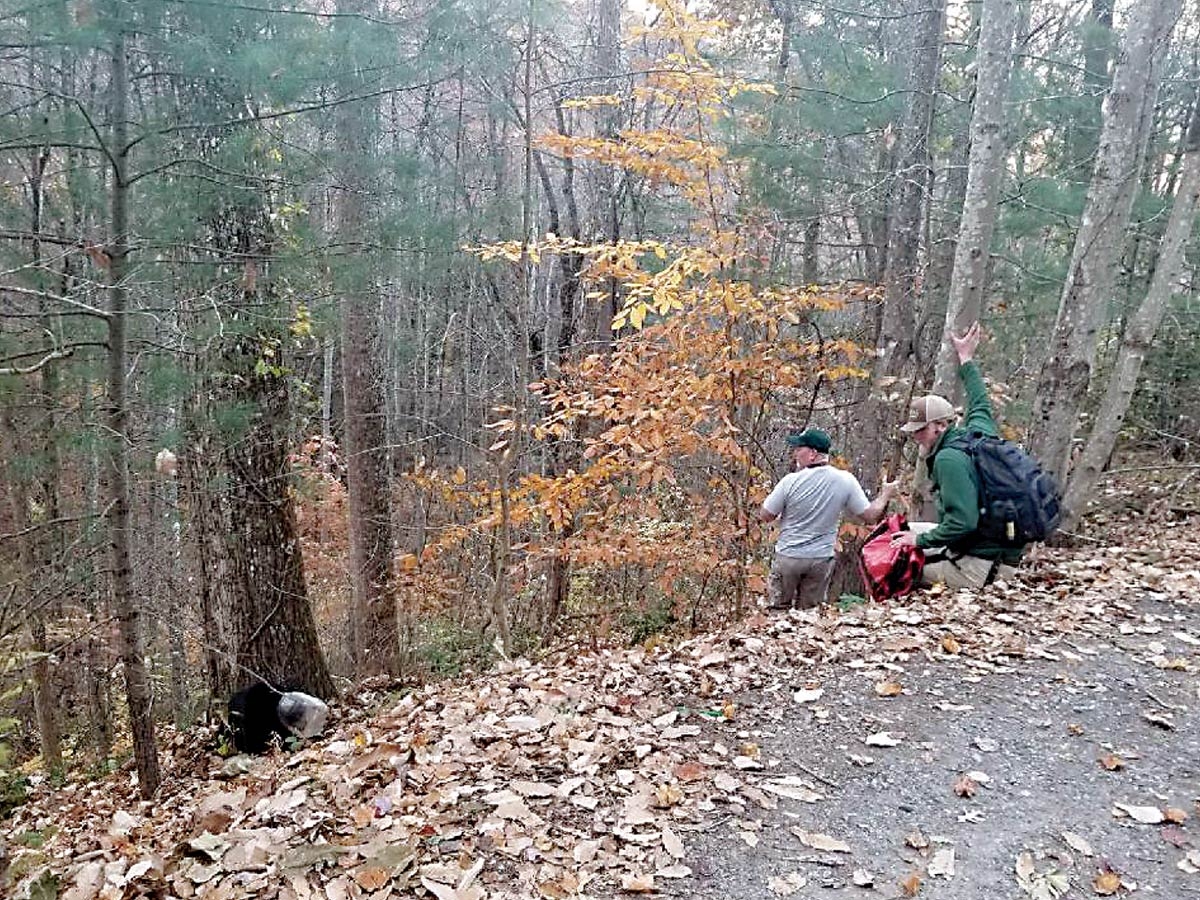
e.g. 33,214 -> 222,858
906,829 -> 930,850
901,871 -> 922,896
674,761 -> 708,782
953,775 -> 978,798
353,868 -> 391,892
1165,807 -> 1188,824
1093,870 -> 1121,895
1099,754 -> 1125,771
654,783 -> 684,807
1067,723 -> 1085,736
875,680 -> 903,697
1161,825 -> 1190,848
620,873 -> 655,893
941,635 -> 962,654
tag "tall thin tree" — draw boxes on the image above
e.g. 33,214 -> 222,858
1029,0 -> 1182,481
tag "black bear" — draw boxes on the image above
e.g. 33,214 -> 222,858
227,682 -> 329,754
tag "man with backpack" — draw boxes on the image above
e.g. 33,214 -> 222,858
760,428 -> 897,610
890,322 -> 1058,589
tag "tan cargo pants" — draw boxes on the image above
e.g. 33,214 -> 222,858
909,522 -> 1016,590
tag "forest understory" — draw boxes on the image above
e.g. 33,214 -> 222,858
4,464 -> 1199,900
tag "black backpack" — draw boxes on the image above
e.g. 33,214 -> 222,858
943,432 -> 1062,546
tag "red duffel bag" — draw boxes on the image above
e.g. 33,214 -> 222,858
858,513 -> 924,602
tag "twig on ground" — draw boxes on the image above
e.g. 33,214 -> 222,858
1145,690 -> 1182,712
794,763 -> 840,789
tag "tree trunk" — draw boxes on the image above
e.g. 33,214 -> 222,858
859,0 -> 946,486
1067,0 -> 1115,170
1061,96 -> 1200,527
105,23 -> 161,798
932,0 -> 1018,394
1029,0 -> 1182,481
335,0 -> 399,676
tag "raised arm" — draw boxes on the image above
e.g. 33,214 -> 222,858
954,322 -> 998,435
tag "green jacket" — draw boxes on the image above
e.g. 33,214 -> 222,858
916,362 -> 1023,563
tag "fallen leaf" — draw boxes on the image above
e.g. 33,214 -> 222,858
792,830 -> 851,853
353,868 -> 391,891
906,829 -> 929,850
852,869 -> 874,887
954,775 -> 978,798
1015,852 -> 1036,882
1062,832 -> 1094,856
1099,754 -> 1125,771
654,783 -> 684,807
674,761 -> 708,782
1162,825 -> 1190,848
662,826 -> 685,859
713,773 -> 740,792
420,876 -> 461,900
901,871 -> 922,895
875,680 -> 903,697
620,873 -> 655,892
928,848 -> 955,878
1093,870 -> 1121,895
767,873 -> 807,895
941,635 -> 962,654
1113,803 -> 1164,824
761,776 -> 823,803
655,864 -> 692,879
1165,807 -> 1188,824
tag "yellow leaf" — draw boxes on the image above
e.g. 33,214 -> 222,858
452,466 -> 467,485
1093,871 -> 1121,895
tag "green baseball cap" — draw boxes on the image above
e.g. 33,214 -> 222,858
786,428 -> 832,453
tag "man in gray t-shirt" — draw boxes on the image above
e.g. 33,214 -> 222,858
759,428 -> 895,610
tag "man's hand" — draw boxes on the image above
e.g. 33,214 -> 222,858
951,321 -> 982,364
890,530 -> 919,548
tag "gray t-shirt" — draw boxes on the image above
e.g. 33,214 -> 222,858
762,465 -> 870,558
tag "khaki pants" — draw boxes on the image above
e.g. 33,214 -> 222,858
768,554 -> 836,610
910,522 -> 1016,590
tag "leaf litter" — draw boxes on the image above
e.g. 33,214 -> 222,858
8,473 -> 1200,898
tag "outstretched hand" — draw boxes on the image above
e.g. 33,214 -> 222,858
951,321 -> 982,363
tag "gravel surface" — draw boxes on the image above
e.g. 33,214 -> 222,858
666,590 -> 1200,900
